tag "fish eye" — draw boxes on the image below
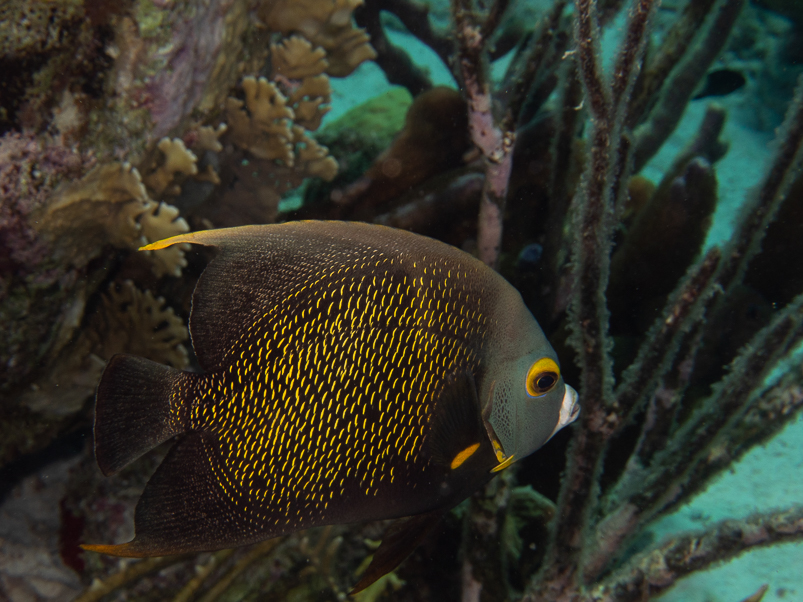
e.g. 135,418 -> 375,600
526,357 -> 560,397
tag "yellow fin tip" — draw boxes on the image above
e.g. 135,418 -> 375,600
139,237 -> 179,252
491,454 -> 516,473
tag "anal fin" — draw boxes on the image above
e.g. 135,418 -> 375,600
350,511 -> 444,595
82,432 -> 259,557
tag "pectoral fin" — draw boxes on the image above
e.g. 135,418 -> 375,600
350,511 -> 444,595
427,371 -> 490,469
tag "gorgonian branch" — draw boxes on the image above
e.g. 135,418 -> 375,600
591,507 -> 803,602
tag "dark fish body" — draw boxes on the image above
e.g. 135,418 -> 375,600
693,68 -> 746,100
84,222 -> 578,590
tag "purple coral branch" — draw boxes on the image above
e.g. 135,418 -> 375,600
595,291 -> 803,579
529,3 -> 618,593
581,75 -> 803,584
716,74 -> 803,294
479,0 -> 512,41
681,367 -> 803,496
613,247 -> 721,430
452,0 -> 515,269
500,0 -> 569,132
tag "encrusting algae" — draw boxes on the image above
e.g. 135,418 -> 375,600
2,0 -> 803,600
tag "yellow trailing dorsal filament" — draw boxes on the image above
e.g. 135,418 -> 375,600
450,443 -> 480,469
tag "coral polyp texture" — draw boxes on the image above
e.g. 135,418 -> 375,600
2,0 -> 803,601
226,76 -> 297,162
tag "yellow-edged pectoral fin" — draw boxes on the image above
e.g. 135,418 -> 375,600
450,443 -> 481,470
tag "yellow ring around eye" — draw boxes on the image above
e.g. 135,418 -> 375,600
526,357 -> 560,397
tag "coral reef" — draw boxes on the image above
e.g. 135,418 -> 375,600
2,0 -> 803,601
258,0 -> 378,77
0,0 -> 349,473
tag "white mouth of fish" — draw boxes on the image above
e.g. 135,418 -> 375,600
546,384 -> 580,442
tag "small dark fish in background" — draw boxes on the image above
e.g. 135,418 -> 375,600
516,242 -> 545,274
693,68 -> 747,100
81,221 -> 579,593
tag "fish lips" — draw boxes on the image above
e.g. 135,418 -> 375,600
545,384 -> 580,443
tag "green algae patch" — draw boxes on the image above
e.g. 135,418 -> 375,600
301,87 -> 413,207
319,87 -> 413,150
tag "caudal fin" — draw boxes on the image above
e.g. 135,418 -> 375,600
94,354 -> 193,476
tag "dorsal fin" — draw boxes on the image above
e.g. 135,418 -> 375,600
142,223 -> 387,371
141,222 -> 494,372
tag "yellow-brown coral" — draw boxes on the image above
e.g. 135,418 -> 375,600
38,161 -> 189,277
88,280 -> 189,369
143,137 -> 199,197
289,75 -> 331,131
259,0 -> 377,77
271,36 -> 332,131
226,76 -> 295,163
138,202 -> 190,278
272,35 -> 330,79
39,162 -> 151,264
291,125 -> 338,181
195,124 -> 229,153
207,71 -> 338,227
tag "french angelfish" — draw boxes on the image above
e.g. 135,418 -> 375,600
82,221 -> 579,593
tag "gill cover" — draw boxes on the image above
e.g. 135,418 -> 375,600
483,303 -> 579,466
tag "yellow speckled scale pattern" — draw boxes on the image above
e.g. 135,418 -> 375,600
188,236 -> 492,531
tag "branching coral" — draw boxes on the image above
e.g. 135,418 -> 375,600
39,162 -> 149,266
271,36 -> 333,131
142,138 -> 199,198
225,71 -> 337,172
226,76 -> 296,163
273,41 -> 332,131
39,162 -> 190,277
138,202 -> 191,278
209,71 -> 338,226
272,35 -> 331,79
521,4 -> 803,601
338,1 -> 803,599
87,280 -> 189,369
258,0 -> 378,77
16,277 -> 189,422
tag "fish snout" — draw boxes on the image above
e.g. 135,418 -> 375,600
545,384 -> 580,443
562,384 -> 580,426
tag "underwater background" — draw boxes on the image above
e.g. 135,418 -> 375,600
1,0 -> 802,601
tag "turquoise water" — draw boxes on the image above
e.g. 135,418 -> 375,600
329,19 -> 803,602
